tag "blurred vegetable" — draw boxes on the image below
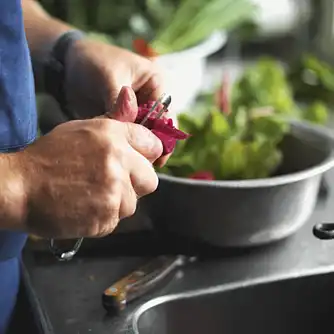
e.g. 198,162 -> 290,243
150,0 -> 256,54
303,101 -> 328,125
38,0 -> 255,53
158,77 -> 290,180
232,57 -> 329,125
288,54 -> 334,106
232,58 -> 297,117
158,58 -> 329,181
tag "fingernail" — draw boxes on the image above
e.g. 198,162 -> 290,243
122,86 -> 137,110
111,86 -> 138,122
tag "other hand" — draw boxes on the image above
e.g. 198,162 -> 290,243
19,87 -> 162,238
64,39 -> 172,167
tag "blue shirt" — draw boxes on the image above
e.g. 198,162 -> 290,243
0,1 -> 37,332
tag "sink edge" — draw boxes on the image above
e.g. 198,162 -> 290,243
130,263 -> 334,333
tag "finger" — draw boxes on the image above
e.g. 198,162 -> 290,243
136,71 -> 164,105
124,122 -> 163,163
119,177 -> 138,220
105,86 -> 138,122
129,150 -> 159,198
154,153 -> 171,168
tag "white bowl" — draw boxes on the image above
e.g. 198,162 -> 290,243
154,31 -> 228,114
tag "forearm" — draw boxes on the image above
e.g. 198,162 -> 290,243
0,153 -> 27,231
22,0 -> 73,90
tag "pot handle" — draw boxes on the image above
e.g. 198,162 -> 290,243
313,223 -> 334,240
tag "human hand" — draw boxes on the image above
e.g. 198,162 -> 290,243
64,39 -> 164,118
18,87 -> 162,239
64,39 -> 173,167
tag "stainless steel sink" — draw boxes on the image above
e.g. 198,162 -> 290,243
131,269 -> 334,334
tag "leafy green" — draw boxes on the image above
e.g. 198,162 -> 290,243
231,58 -> 297,116
161,98 -> 289,180
158,57 -> 330,181
232,57 -> 329,125
151,0 -> 256,53
39,0 -> 255,53
302,101 -> 328,125
288,54 -> 334,106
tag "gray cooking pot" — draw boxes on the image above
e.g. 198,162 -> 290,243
143,121 -> 334,248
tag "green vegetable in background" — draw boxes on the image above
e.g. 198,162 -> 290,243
151,0 -> 256,54
159,58 -> 329,181
288,54 -> 334,107
38,0 -> 256,53
231,58 -> 297,117
232,57 -> 329,125
160,81 -> 290,180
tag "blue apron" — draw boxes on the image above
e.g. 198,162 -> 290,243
0,1 -> 37,332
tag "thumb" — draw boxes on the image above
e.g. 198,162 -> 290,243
125,122 -> 163,163
106,86 -> 138,122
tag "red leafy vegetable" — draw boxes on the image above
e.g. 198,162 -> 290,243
215,73 -> 230,115
189,171 -> 215,180
133,39 -> 159,58
135,102 -> 190,155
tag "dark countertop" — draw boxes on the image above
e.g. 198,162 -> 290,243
22,167 -> 334,334
25,38 -> 334,334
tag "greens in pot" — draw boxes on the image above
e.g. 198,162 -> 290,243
158,58 -> 329,181
158,83 -> 290,181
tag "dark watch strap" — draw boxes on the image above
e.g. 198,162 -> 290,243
44,30 -> 85,120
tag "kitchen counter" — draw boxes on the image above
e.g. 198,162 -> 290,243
22,167 -> 334,334
25,40 -> 334,333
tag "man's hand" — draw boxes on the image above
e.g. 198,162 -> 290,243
22,0 -> 173,167
9,87 -> 162,238
65,39 -> 174,167
65,39 -> 164,119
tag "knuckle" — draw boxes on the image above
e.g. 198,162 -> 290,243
106,192 -> 121,213
120,192 -> 137,219
143,168 -> 159,194
103,159 -> 125,186
85,217 -> 101,237
95,216 -> 120,238
126,200 -> 137,217
146,172 -> 159,194
84,192 -> 121,237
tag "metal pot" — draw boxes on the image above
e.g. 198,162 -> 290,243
143,121 -> 334,248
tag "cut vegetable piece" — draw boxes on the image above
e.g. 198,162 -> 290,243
135,102 -> 190,155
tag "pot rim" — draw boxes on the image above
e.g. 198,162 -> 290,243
157,121 -> 334,189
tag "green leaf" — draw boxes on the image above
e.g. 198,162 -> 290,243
210,109 -> 230,136
220,139 -> 248,179
242,139 -> 282,179
177,113 -> 203,134
303,101 -> 329,125
249,115 -> 290,144
233,107 -> 247,131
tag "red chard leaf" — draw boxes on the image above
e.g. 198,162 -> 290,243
189,171 -> 215,180
215,73 -> 230,115
135,102 -> 190,155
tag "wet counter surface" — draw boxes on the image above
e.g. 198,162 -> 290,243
22,167 -> 334,334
